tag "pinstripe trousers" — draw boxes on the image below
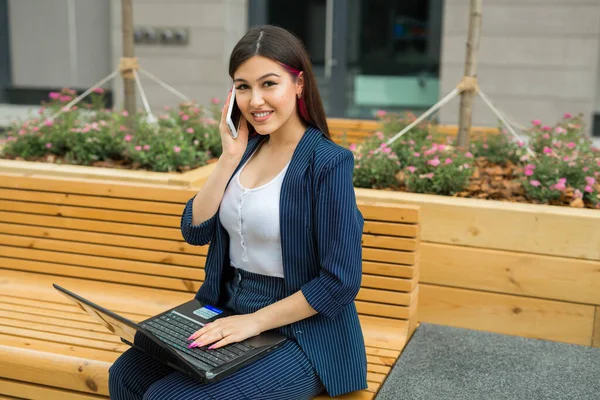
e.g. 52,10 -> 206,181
108,268 -> 326,399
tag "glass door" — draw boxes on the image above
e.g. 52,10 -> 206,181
254,0 -> 443,119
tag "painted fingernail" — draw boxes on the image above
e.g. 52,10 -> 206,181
208,344 -> 215,350
188,343 -> 198,349
187,335 -> 194,341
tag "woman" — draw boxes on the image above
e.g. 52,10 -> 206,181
109,25 -> 367,399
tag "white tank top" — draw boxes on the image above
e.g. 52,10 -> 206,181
219,151 -> 291,278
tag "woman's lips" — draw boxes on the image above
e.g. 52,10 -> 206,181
251,111 -> 273,123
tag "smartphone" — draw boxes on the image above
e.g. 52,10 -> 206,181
226,85 -> 242,139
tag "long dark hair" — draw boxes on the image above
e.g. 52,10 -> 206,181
228,25 -> 330,139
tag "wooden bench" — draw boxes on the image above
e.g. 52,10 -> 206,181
327,117 -> 500,146
0,172 -> 420,399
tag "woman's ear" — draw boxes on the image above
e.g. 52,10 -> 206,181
296,71 -> 305,97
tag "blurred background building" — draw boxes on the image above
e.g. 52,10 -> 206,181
1,0 -> 600,137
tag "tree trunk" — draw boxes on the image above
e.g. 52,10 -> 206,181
457,0 -> 482,149
122,0 -> 136,119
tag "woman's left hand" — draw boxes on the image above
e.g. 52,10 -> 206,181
186,314 -> 263,350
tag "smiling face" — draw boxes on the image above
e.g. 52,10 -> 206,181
233,56 -> 304,136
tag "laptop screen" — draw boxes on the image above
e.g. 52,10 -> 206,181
53,284 -> 198,376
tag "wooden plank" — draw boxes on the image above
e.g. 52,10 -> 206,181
362,261 -> 417,279
364,221 -> 419,238
420,242 -> 600,305
0,234 -> 206,270
356,287 -> 414,306
363,248 -> 416,265
0,362 -> 109,398
0,269 -> 190,316
359,315 -> 409,350
594,306 -> 600,348
365,346 -> 400,359
0,325 -> 129,353
0,171 -> 197,202
0,188 -> 183,215
362,234 -> 418,252
359,203 -> 420,224
0,317 -> 121,345
0,211 -> 182,241
0,233 -> 206,270
0,222 -> 205,256
361,274 -> 415,292
355,300 -> 411,320
0,257 -> 202,293
0,309 -> 118,335
355,187 -> 600,262
366,353 -> 396,367
419,284 -> 596,346
315,389 -> 374,400
0,200 -> 179,228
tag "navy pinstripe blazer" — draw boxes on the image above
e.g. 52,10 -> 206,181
181,126 -> 367,396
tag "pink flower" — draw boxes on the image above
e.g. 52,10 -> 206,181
428,158 -> 440,167
186,128 -> 194,134
585,176 -> 596,186
32,127 -> 39,132
376,110 -> 387,118
119,125 -> 127,132
143,144 -> 151,150
553,141 -> 562,148
49,92 -> 61,100
164,105 -> 171,111
583,167 -> 589,172
574,189 -> 583,199
563,156 -> 570,162
59,95 -> 72,102
173,146 -> 181,153
92,88 -> 105,94
420,173 -> 434,179
18,129 -> 26,136
542,133 -> 550,140
482,143 -> 489,149
375,131 -> 384,140
465,152 -> 473,158
413,152 -> 421,157
526,164 -> 536,170
45,143 -> 53,149
517,140 -> 525,147
122,110 -> 129,117
543,147 -> 553,154
408,140 -> 415,146
532,119 -> 542,126
379,143 -> 388,149
182,115 -> 190,121
585,185 -> 594,193
383,147 -> 392,154
211,97 -> 220,104
555,127 -> 566,134
444,158 -> 453,165
558,178 -> 567,184
564,113 -> 572,119
541,125 -> 552,132
525,169 -> 534,176
124,134 -> 132,142
529,180 -> 540,187
555,182 -> 566,191
566,142 -> 576,149
463,163 -> 471,169
407,166 -> 417,173
135,145 -> 142,151
44,119 -> 54,127
349,143 -> 357,151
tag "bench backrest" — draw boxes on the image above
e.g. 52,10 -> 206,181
0,173 -> 420,345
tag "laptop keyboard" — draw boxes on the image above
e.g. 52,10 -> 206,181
140,312 -> 252,369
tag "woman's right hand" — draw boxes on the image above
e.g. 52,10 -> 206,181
218,90 -> 249,162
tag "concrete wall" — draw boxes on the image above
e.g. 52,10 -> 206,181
110,0 -> 247,112
438,0 -> 600,133
8,0 -> 111,89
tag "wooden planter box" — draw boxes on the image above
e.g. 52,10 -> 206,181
355,188 -> 600,347
2,118 -> 598,348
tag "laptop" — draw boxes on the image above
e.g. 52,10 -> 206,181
52,284 -> 288,383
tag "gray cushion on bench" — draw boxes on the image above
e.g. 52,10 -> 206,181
376,323 -> 600,400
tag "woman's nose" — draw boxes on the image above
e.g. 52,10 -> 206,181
249,91 -> 265,108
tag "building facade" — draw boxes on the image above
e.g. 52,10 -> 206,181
1,0 -> 600,136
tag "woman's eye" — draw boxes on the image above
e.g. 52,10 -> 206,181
263,81 -> 277,87
236,84 -> 249,90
